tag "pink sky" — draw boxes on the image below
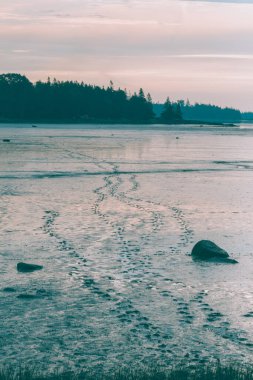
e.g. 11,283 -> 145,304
1,0 -> 253,110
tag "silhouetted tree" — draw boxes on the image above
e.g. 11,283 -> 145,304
174,102 -> 183,121
0,73 -> 155,123
127,90 -> 154,122
0,73 -> 241,124
159,98 -> 182,123
0,73 -> 33,120
182,101 -> 241,123
154,99 -> 241,123
146,93 -> 152,104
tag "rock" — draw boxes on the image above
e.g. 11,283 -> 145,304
17,294 -> 38,300
191,240 -> 238,263
2,139 -> 10,142
3,287 -> 16,292
243,312 -> 253,318
17,262 -> 43,272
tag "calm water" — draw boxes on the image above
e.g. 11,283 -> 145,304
0,123 -> 253,371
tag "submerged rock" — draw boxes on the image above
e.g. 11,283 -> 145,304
17,289 -> 50,300
17,262 -> 43,272
191,240 -> 238,264
2,139 -> 10,142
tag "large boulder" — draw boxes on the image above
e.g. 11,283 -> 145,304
17,262 -> 43,272
191,240 -> 238,264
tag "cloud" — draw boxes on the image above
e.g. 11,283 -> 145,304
12,49 -> 30,54
185,0 -> 253,3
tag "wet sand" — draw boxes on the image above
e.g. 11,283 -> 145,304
0,124 -> 253,371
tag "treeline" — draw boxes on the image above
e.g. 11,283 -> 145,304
0,73 -> 242,124
242,112 -> 253,121
0,73 -> 181,123
154,101 -> 241,123
181,100 -> 241,123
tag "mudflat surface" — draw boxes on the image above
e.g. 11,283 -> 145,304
0,124 -> 253,371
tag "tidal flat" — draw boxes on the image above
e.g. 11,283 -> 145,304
0,123 -> 253,372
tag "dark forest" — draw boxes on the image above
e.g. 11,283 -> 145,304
0,73 -> 242,124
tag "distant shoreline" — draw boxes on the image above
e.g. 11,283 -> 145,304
0,119 -> 236,127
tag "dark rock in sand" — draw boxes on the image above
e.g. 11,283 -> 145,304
3,287 -> 16,292
17,262 -> 43,272
17,294 -> 38,300
2,139 -> 10,142
191,240 -> 238,263
243,311 -> 253,318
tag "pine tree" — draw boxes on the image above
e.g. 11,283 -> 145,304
174,102 -> 182,121
146,93 -> 152,103
138,88 -> 145,99
160,97 -> 174,122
